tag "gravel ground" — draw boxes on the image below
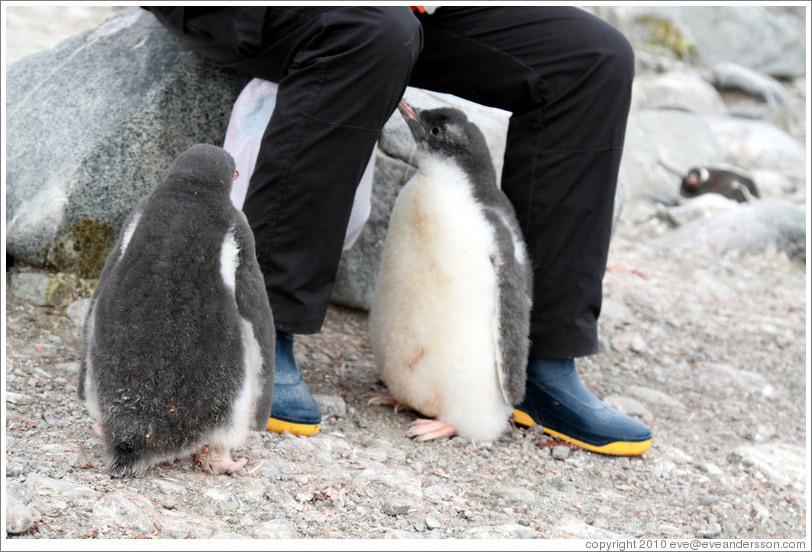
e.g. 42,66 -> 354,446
3,4 -> 809,547
4,196 -> 809,543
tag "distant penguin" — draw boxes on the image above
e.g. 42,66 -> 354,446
680,166 -> 759,203
79,144 -> 275,477
369,102 -> 532,442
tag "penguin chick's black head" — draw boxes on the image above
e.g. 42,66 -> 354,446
398,102 -> 495,181
165,143 -> 237,193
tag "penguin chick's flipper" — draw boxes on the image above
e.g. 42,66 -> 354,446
405,418 -> 458,441
232,219 -> 276,431
194,445 -> 247,475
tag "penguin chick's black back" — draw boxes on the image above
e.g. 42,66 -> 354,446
90,144 -> 245,474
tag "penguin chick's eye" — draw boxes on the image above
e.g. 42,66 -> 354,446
431,126 -> 441,136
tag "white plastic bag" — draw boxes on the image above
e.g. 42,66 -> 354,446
223,78 -> 374,251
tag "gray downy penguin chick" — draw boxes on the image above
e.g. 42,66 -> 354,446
79,144 -> 275,477
369,102 -> 532,442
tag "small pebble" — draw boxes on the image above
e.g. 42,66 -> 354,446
6,496 -> 34,534
6,392 -> 35,405
425,516 -> 442,530
552,446 -> 571,460
383,502 -> 410,516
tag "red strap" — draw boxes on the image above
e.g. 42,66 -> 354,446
411,6 -> 427,14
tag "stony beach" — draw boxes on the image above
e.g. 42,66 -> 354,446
3,4 -> 809,547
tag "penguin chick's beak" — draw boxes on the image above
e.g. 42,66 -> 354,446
398,100 -> 418,122
398,101 -> 427,143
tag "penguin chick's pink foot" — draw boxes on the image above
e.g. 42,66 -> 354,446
91,423 -> 104,438
194,445 -> 247,475
405,418 -> 458,441
368,393 -> 415,414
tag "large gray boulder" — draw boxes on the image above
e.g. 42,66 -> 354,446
631,70 -> 727,116
654,198 -> 806,260
5,8 -> 249,277
618,109 -> 721,200
594,6 -> 806,78
702,116 -> 807,181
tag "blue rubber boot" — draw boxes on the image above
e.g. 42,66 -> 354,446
513,358 -> 652,455
266,330 -> 321,436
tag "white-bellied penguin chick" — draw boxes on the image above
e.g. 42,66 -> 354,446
370,102 -> 532,442
79,144 -> 275,477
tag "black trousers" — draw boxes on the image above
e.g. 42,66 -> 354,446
150,6 -> 634,359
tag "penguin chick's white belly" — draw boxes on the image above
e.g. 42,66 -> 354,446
372,162 -> 512,442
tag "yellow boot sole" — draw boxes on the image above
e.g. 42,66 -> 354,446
513,408 -> 651,456
267,417 -> 320,437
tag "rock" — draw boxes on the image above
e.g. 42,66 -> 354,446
159,510 -> 230,539
6,495 -> 35,535
8,271 -> 73,307
655,198 -> 805,259
619,110 -> 720,200
610,331 -> 648,353
604,395 -> 652,422
382,502 -> 411,516
704,117 -> 805,179
599,298 -> 632,328
354,465 -> 424,498
551,446 -> 572,461
6,392 -> 35,406
697,521 -> 722,539
653,460 -> 678,478
703,62 -> 788,106
202,488 -> 241,509
7,462 -> 25,479
750,502 -> 770,523
699,362 -> 768,394
5,7 -> 250,276
424,484 -> 456,502
649,191 -> 680,207
661,194 -> 738,227
749,169 -> 796,198
313,394 -> 347,419
632,70 -> 727,115
599,6 -> 805,78
425,516 -> 442,530
498,486 -> 537,503
54,361 -> 80,373
696,462 -> 726,477
627,385 -> 687,411
730,443 -> 807,492
91,492 -> 158,535
65,298 -> 91,330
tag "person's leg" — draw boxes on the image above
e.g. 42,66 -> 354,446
409,7 -> 651,454
151,7 -> 423,435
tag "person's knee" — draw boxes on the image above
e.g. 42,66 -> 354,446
599,25 -> 635,87
349,8 -> 423,75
